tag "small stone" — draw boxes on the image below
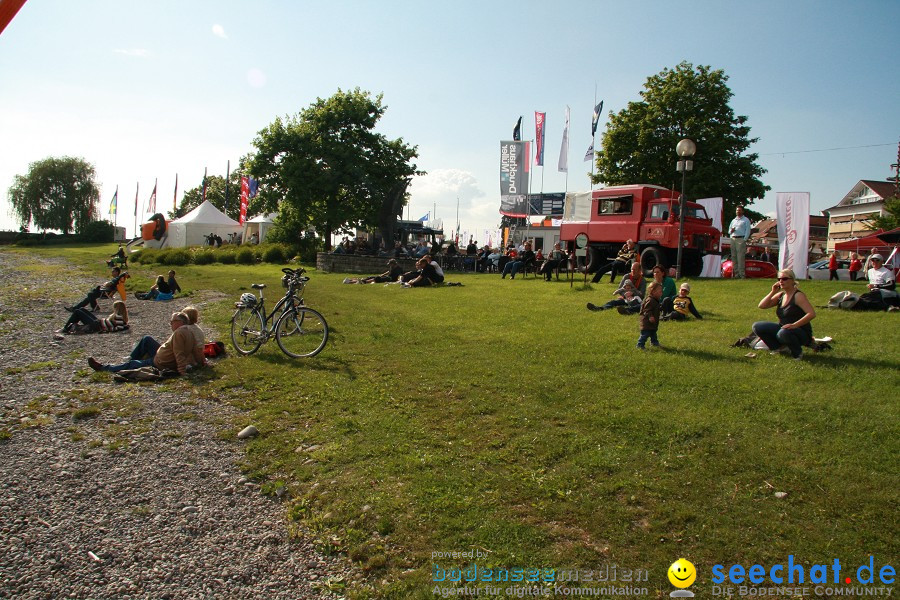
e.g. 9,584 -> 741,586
182,506 -> 199,514
237,426 -> 259,439
774,491 -> 788,499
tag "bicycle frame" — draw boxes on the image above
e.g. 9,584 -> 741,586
251,281 -> 306,337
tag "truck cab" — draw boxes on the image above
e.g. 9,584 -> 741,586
560,184 -> 721,276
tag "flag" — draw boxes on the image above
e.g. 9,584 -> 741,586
201,168 -> 208,202
534,112 -> 546,166
776,192 -> 810,277
584,142 -> 594,163
591,101 -> 604,136
558,106 -> 570,173
418,212 -> 430,222
134,182 -> 139,217
513,116 -> 522,141
146,180 -> 157,213
108,188 -> 118,215
173,174 -> 178,209
240,176 -> 250,225
248,177 -> 259,199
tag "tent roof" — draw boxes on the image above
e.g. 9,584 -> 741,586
246,212 -> 278,224
172,200 -> 239,225
833,229 -> 897,252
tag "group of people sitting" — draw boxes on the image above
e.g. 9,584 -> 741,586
344,255 -> 448,287
135,270 -> 181,300
586,263 -> 704,322
55,263 -> 207,376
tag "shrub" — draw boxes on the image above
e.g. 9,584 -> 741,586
262,244 -> 287,264
80,220 -> 115,243
193,250 -> 216,265
132,248 -> 158,264
218,251 -> 236,264
236,248 -> 256,265
158,249 -> 191,266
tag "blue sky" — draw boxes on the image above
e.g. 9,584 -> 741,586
1,0 -> 897,238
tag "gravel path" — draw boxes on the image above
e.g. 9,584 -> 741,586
0,251 -> 350,599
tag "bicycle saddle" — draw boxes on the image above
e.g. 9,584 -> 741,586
252,283 -> 266,289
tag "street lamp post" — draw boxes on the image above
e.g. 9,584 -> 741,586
675,138 -> 696,279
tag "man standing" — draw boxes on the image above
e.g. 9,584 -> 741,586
728,206 -> 752,278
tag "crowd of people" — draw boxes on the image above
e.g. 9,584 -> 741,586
56,263 -> 208,378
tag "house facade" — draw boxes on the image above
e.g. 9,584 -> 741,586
825,180 -> 897,252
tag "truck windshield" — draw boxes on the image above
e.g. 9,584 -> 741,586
669,204 -> 709,220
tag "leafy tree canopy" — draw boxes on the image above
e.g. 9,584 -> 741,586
592,61 -> 770,224
7,156 -> 100,234
246,88 -> 421,248
867,194 -> 900,232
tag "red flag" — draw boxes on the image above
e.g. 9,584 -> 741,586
146,179 -> 157,213
239,177 -> 249,225
535,112 -> 546,166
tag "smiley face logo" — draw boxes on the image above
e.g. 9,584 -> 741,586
668,558 -> 696,588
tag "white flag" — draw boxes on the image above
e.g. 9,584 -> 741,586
558,106 -> 570,173
776,192 -> 810,277
583,142 -> 594,163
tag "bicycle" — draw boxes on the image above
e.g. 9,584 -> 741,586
230,267 -> 329,358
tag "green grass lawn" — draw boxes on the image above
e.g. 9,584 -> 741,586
12,244 -> 900,598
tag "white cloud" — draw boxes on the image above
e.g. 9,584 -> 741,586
247,68 -> 267,88
410,168 -> 481,202
211,24 -> 227,39
113,48 -> 149,58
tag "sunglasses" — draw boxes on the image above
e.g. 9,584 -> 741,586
777,277 -> 793,281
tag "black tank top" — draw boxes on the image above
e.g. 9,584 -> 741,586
776,292 -> 812,334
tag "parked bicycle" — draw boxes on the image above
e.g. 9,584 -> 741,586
230,268 -> 329,358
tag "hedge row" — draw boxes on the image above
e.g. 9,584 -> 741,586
132,243 -> 293,266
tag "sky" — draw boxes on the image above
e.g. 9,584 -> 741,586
1,0 -> 898,239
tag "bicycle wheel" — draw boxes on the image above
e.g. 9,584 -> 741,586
275,307 -> 328,358
230,307 -> 265,355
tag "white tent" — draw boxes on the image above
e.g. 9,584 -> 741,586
241,212 -> 278,244
164,201 -> 243,248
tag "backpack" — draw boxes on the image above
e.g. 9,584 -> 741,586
203,341 -> 226,358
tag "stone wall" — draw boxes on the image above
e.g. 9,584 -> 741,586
316,252 -> 418,275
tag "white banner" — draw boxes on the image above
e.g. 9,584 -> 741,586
557,106 -> 570,173
697,197 -> 723,277
776,192 -> 810,277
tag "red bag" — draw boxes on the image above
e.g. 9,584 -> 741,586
203,341 -> 226,358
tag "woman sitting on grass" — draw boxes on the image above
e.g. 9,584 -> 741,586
404,258 -> 442,287
59,300 -> 129,334
136,275 -> 171,300
752,269 -> 815,359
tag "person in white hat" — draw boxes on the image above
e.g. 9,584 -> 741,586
866,254 -> 895,292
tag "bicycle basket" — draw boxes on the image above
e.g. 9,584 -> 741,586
281,274 -> 292,289
239,293 -> 257,308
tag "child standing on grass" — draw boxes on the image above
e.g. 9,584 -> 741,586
637,281 -> 662,350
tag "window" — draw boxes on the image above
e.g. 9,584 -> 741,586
597,195 -> 632,215
648,203 -> 669,220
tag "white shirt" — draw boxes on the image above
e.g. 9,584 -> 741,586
867,266 -> 895,287
728,215 -> 751,239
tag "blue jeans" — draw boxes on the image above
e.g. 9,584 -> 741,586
637,329 -> 659,348
103,336 -> 160,372
752,321 -> 811,358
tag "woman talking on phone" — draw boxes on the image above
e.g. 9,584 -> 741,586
752,269 -> 816,360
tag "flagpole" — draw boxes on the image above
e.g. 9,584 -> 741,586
113,185 -> 118,229
133,182 -> 139,239
591,86 -> 597,189
526,139 -> 533,245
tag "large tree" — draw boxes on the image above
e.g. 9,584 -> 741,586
592,62 -> 769,223
246,88 -> 421,249
7,156 -> 100,234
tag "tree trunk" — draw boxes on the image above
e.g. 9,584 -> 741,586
376,178 -> 411,253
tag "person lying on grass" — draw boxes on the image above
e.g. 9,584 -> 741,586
87,312 -> 204,374
586,279 -> 642,313
344,259 -> 403,284
59,300 -> 129,334
65,267 -> 129,311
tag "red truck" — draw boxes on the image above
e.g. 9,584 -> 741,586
559,184 -> 721,276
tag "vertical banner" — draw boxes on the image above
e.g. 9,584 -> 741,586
698,197 -> 724,277
173,174 -> 178,214
499,141 -> 531,214
239,176 -> 249,225
558,106 -> 570,173
534,112 -> 546,166
776,192 -> 810,276
146,179 -> 157,213
108,187 -> 118,216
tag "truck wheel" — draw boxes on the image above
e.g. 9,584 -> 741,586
585,246 -> 603,274
640,247 -> 666,273
682,254 -> 704,277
